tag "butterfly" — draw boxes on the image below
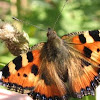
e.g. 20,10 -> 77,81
0,28 -> 100,100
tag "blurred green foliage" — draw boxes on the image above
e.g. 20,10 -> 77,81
0,0 -> 99,100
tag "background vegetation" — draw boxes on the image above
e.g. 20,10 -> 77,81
0,0 -> 100,100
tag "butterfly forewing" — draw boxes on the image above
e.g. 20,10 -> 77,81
62,30 -> 100,66
62,30 -> 100,98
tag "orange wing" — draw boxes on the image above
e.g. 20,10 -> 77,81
1,50 -> 40,93
62,30 -> 100,98
0,43 -> 67,100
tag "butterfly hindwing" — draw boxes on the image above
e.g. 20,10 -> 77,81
62,30 -> 100,98
66,57 -> 100,98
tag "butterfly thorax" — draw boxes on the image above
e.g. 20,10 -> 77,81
45,28 -> 69,62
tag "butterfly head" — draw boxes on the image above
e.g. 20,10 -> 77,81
47,28 -> 64,49
47,28 -> 57,38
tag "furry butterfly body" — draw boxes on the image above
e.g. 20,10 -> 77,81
0,28 -> 100,100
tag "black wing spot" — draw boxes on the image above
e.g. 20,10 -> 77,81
13,56 -> 22,71
27,52 -> 34,62
23,74 -> 27,77
31,64 -> 38,76
2,65 -> 10,78
97,48 -> 100,52
17,73 -> 20,76
83,46 -> 92,58
79,34 -> 86,44
81,59 -> 91,67
89,30 -> 100,41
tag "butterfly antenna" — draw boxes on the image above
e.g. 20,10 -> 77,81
12,17 -> 47,31
53,0 -> 68,30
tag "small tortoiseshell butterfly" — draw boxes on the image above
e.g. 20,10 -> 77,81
0,28 -> 100,100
